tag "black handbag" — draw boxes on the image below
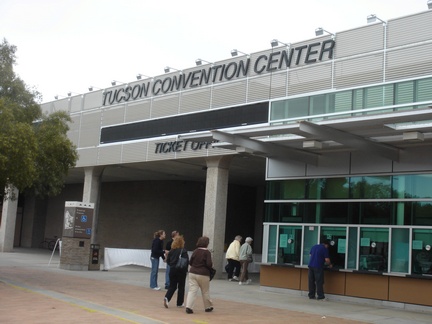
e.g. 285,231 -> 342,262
175,249 -> 188,270
209,267 -> 216,281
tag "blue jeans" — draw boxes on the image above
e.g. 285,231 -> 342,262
150,257 -> 160,288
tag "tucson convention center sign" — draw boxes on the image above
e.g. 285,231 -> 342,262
102,40 -> 335,106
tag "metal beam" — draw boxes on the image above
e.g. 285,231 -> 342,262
298,121 -> 400,161
211,130 -> 319,165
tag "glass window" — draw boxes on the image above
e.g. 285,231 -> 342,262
266,179 -> 306,200
270,100 -> 288,121
416,78 -> 432,107
347,227 -> 358,269
310,94 -> 327,116
267,225 -> 278,263
412,228 -> 432,275
393,174 -> 432,199
303,226 -> 319,265
412,202 -> 432,226
310,94 -> 336,117
321,226 -> 347,269
278,226 -> 302,264
264,204 -> 284,222
356,202 -> 392,225
264,203 -> 305,223
395,81 -> 414,106
307,179 -> 322,199
350,176 -> 391,199
286,97 -> 309,119
383,84 -> 394,106
359,228 -> 388,272
334,91 -> 352,113
390,228 -> 409,273
320,202 -> 348,224
353,89 -> 364,109
364,86 -> 384,108
320,178 -> 349,199
334,91 -> 352,112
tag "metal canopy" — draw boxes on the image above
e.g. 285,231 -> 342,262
298,121 -> 400,161
204,108 -> 432,165
211,130 -> 319,165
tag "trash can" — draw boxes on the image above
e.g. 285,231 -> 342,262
89,244 -> 100,270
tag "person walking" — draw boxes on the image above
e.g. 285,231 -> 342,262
185,236 -> 214,314
225,235 -> 242,281
164,235 -> 189,308
164,230 -> 179,289
308,238 -> 332,300
150,230 -> 166,290
238,237 -> 253,285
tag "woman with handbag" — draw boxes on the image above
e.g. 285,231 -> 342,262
185,236 -> 214,314
164,235 -> 189,308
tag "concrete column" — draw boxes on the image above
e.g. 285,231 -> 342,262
83,166 -> 104,244
203,155 -> 232,278
0,186 -> 19,252
254,186 -> 265,254
20,194 -> 36,248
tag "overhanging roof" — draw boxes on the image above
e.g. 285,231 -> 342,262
180,107 -> 432,166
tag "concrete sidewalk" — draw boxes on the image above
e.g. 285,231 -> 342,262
0,248 -> 431,324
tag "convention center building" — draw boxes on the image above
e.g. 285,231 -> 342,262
2,7 -> 432,308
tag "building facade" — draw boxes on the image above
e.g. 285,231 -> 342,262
1,7 -> 432,307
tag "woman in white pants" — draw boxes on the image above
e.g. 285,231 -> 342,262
185,236 -> 214,314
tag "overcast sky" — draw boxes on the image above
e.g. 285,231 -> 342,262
1,0 -> 430,104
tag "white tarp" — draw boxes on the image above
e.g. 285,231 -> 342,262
103,247 -> 261,272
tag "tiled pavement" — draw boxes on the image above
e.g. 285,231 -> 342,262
1,248 -> 432,324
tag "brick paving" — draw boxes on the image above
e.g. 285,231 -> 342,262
2,249 -> 431,324
0,252 -> 367,324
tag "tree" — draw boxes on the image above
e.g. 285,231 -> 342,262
0,39 -> 78,199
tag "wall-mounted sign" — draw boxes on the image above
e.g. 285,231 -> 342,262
102,40 -> 335,106
154,140 -> 214,154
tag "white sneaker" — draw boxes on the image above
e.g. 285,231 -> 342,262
164,297 -> 169,308
232,276 -> 239,281
152,287 -> 161,291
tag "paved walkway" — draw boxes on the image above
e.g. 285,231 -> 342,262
1,248 -> 432,324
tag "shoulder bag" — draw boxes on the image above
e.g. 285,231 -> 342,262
175,249 -> 188,271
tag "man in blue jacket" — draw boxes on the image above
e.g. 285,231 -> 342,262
308,238 -> 332,300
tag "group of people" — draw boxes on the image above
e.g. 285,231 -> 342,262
225,235 -> 254,285
152,230 -> 333,311
150,230 -> 214,314
150,231 -> 255,314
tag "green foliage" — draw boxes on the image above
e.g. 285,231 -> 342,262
0,39 -> 78,199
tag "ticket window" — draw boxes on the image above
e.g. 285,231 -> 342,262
321,226 -> 347,269
303,226 -> 319,266
359,228 -> 389,272
390,228 -> 409,273
412,228 -> 432,275
347,227 -> 358,269
278,226 -> 302,265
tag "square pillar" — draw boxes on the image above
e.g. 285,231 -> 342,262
203,156 -> 232,278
